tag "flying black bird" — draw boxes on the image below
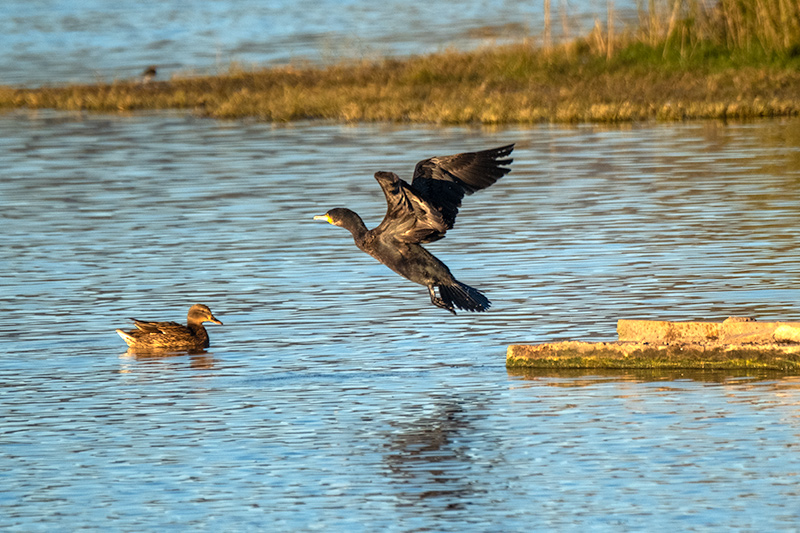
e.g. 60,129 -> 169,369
313,144 -> 514,314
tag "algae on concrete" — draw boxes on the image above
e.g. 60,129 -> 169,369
508,319 -> 800,371
507,367 -> 800,383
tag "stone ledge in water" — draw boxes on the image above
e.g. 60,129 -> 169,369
508,318 -> 800,370
506,341 -> 800,370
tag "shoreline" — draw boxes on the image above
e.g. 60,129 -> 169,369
1,40 -> 798,125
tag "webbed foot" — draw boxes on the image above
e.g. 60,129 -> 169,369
428,286 -> 457,315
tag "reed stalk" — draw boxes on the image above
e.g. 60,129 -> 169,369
544,0 -> 552,53
607,0 -> 615,60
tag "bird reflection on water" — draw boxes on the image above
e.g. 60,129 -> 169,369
383,398 -> 491,510
119,352 -> 217,372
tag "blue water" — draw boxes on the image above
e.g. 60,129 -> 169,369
2,111 -> 800,530
1,0 -> 637,86
3,1 -> 800,529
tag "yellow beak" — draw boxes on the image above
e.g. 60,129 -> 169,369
313,214 -> 332,223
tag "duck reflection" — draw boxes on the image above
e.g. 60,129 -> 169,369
383,399 -> 488,510
118,349 -> 216,372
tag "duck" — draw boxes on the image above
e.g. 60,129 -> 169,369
116,304 -> 223,350
141,65 -> 157,83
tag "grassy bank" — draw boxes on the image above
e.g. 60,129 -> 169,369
2,0 -> 799,124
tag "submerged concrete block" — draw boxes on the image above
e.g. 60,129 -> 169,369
509,318 -> 800,369
506,341 -> 800,369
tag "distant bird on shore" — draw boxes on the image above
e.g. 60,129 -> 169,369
116,304 -> 223,350
314,144 -> 514,314
141,65 -> 157,83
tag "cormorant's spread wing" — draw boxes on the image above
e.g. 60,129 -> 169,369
373,171 -> 449,243
410,144 -> 514,229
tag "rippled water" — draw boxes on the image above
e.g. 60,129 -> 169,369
2,0 -> 637,86
2,111 -> 800,530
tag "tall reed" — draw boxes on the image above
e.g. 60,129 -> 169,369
630,0 -> 800,59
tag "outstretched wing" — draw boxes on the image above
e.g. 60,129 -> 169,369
372,171 -> 449,243
410,144 -> 514,230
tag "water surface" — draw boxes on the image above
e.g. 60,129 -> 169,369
2,112 -> 800,530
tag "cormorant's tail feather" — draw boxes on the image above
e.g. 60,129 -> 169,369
439,281 -> 491,312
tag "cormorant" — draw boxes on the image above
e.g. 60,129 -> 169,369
313,144 -> 514,314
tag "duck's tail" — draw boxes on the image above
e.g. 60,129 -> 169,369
438,281 -> 491,313
116,329 -> 136,347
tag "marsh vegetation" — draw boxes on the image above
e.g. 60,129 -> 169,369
2,0 -> 798,123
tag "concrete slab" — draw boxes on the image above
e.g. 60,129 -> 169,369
617,318 -> 800,345
508,318 -> 800,370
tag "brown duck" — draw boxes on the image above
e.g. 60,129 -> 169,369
116,304 -> 223,350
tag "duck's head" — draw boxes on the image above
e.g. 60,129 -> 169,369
188,304 -> 223,326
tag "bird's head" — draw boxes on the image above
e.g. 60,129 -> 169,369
313,208 -> 367,237
313,208 -> 357,228
188,304 -> 223,326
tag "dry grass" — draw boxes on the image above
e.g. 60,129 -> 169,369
638,0 -> 800,56
1,0 -> 798,124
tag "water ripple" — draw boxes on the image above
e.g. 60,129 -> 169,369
2,113 -> 800,530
